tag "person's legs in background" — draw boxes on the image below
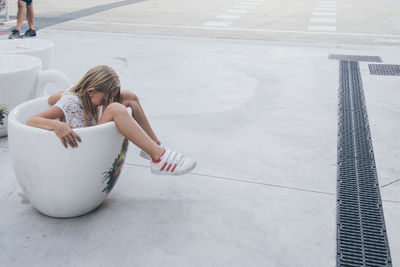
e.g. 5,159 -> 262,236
8,0 -> 36,39
8,0 -> 26,38
23,1 -> 36,37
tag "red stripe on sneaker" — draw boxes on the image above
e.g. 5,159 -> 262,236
166,164 -> 172,171
171,164 -> 177,172
160,162 -> 168,171
152,149 -> 166,163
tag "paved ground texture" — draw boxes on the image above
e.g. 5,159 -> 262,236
0,0 -> 399,266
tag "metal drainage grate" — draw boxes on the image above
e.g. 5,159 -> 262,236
337,60 -> 392,267
329,54 -> 382,62
369,64 -> 400,76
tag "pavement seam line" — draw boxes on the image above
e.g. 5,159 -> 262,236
381,178 -> 400,188
124,162 -> 334,196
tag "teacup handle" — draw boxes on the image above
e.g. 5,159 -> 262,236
35,69 -> 70,98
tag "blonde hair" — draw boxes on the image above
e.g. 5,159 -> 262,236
68,65 -> 121,126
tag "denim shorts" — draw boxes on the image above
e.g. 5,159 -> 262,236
21,0 -> 32,6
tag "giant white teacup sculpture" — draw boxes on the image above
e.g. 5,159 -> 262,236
8,97 -> 129,218
0,39 -> 55,70
0,54 -> 69,137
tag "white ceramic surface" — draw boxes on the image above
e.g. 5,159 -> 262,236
0,39 -> 55,70
8,97 -> 129,218
0,54 -> 69,137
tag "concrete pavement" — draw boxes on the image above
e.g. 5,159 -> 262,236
2,0 -> 400,45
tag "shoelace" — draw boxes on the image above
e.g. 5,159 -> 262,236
161,150 -> 184,172
166,151 -> 183,165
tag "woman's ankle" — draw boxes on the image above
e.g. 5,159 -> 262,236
151,147 -> 165,163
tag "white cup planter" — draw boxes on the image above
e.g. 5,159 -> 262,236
0,54 -> 69,137
0,39 -> 55,70
8,97 -> 129,218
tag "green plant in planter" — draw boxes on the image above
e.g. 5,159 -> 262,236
0,105 -> 8,125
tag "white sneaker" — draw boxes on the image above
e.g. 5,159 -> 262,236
151,149 -> 196,175
140,150 -> 151,160
140,142 -> 164,160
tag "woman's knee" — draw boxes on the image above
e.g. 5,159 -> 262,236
121,90 -> 139,103
104,102 -> 127,115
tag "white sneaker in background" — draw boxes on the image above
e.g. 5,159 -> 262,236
139,150 -> 152,160
140,142 -> 164,160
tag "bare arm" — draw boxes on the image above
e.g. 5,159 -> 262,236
47,90 -> 64,105
26,107 -> 81,148
120,90 -> 138,107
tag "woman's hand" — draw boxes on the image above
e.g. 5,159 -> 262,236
26,107 -> 81,148
54,122 -> 81,148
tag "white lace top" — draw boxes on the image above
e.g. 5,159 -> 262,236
54,94 -> 96,128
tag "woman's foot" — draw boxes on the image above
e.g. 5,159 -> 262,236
140,142 -> 164,160
151,149 -> 196,175
140,150 -> 151,160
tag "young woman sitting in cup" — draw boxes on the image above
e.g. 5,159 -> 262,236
26,65 -> 196,176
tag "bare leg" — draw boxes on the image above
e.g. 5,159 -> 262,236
98,102 -> 164,160
16,0 -> 27,31
121,91 -> 160,144
26,4 -> 35,30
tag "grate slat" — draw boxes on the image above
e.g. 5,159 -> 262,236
329,54 -> 382,62
369,64 -> 400,76
336,60 -> 392,267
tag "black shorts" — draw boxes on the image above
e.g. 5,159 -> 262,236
21,0 -> 32,6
